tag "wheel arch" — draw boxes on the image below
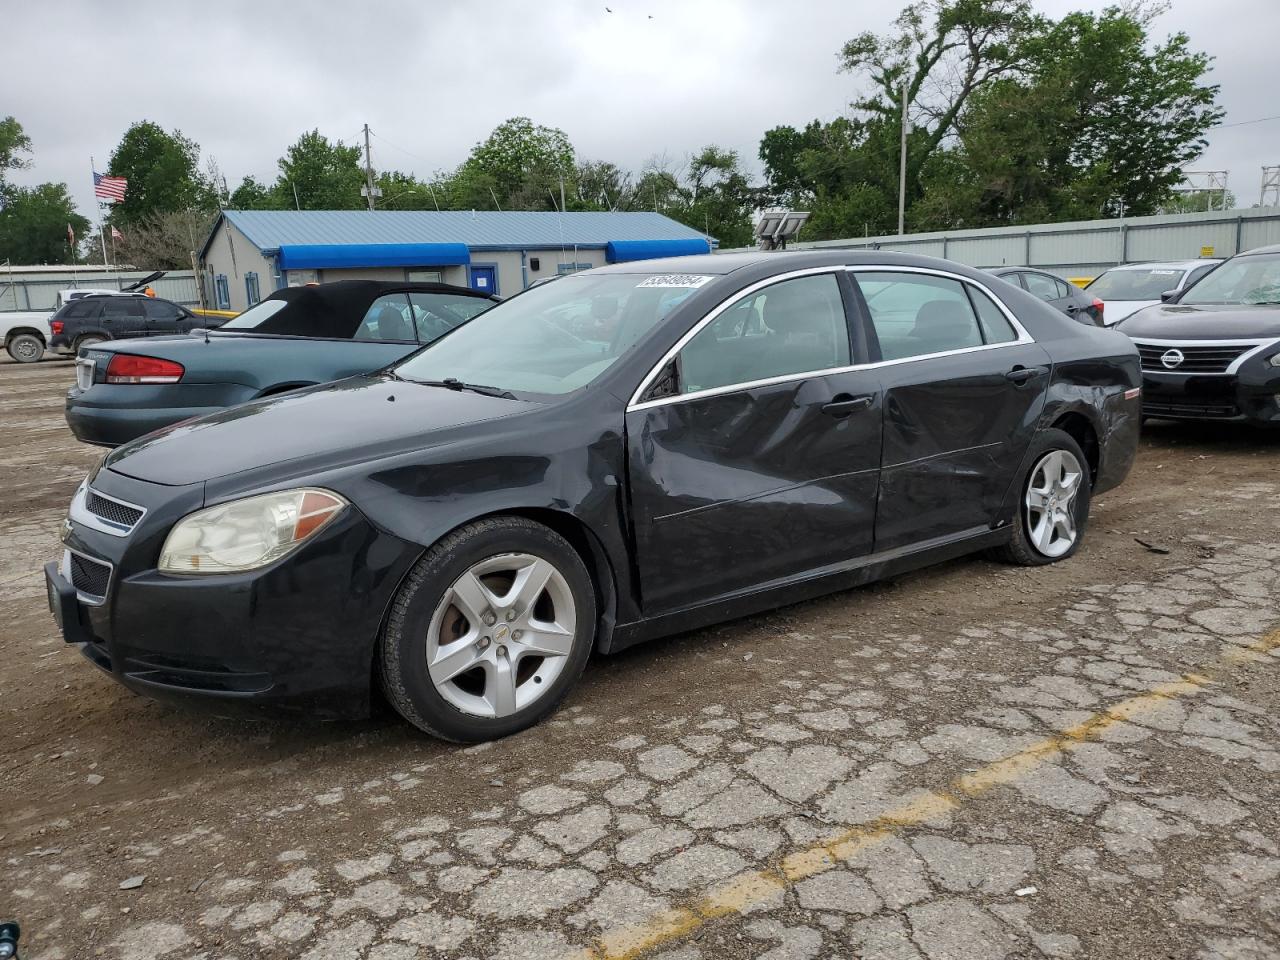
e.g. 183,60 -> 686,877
4,326 -> 47,346
1047,409 -> 1100,484
367,505 -> 621,709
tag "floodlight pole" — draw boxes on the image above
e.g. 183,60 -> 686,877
364,124 -> 376,212
897,80 -> 908,236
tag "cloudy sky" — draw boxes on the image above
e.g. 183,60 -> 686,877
5,0 -> 1277,219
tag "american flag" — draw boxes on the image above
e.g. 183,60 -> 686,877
111,225 -> 124,242
93,171 -> 128,203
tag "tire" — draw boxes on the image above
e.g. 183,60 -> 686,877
6,333 -> 44,363
380,516 -> 597,742
74,335 -> 107,354
992,427 -> 1092,567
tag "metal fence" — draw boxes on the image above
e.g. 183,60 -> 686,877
0,271 -> 200,313
738,207 -> 1280,280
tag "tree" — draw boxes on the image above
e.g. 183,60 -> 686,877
632,148 -> 756,247
273,130 -> 364,210
919,7 -> 1223,225
110,209 -> 217,270
0,116 -> 32,192
449,117 -> 576,211
0,183 -> 90,264
227,175 -> 281,210
107,121 -> 215,226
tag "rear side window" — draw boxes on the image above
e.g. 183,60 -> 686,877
55,300 -> 97,319
1021,272 -> 1061,302
969,287 -> 1019,344
101,299 -> 144,319
855,272 -> 984,360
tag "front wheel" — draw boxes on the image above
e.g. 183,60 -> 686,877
993,428 -> 1092,566
6,333 -> 44,363
380,516 -> 596,742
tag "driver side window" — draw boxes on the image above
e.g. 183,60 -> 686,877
675,273 -> 849,396
355,294 -> 415,342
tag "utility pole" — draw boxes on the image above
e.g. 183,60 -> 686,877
897,80 -> 909,236
363,124 -> 376,212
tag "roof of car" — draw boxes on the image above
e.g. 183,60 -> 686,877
589,249 -> 1010,279
1099,259 -> 1223,272
1242,243 -> 1280,256
264,279 -> 491,302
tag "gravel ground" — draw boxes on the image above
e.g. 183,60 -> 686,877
1,359 -> 1278,960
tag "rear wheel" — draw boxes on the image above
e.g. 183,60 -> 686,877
380,516 -> 596,742
6,333 -> 44,363
993,428 -> 1091,566
74,335 -> 107,353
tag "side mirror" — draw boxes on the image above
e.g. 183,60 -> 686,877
1160,289 -> 1180,303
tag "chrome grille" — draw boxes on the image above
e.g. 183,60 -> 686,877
69,552 -> 111,599
1134,342 -> 1256,374
85,489 -> 143,529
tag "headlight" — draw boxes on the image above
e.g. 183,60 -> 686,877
1269,353 -> 1280,368
159,488 -> 346,574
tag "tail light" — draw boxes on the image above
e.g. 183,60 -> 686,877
105,354 -> 185,384
1092,298 -> 1105,324
51,320 -> 64,335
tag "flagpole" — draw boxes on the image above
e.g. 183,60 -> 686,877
90,156 -> 110,271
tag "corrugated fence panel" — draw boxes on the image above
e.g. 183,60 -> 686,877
1127,221 -> 1239,261
0,272 -> 199,313
945,235 -> 1026,267
1030,228 -> 1123,267
1241,218 -> 1280,252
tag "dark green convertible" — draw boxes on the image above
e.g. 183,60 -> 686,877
64,280 -> 498,447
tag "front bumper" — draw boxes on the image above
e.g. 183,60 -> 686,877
47,468 -> 420,720
1140,370 -> 1280,426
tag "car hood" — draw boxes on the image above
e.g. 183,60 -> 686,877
104,374 -> 535,486
1116,303 -> 1280,340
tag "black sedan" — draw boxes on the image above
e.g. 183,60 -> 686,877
989,267 -> 1105,325
1117,243 -> 1280,426
46,251 -> 1141,741
64,280 -> 498,446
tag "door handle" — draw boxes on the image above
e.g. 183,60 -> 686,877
1005,366 -> 1037,385
822,394 -> 875,417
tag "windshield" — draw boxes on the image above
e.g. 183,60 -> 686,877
1087,267 -> 1186,301
1179,253 -> 1280,305
394,272 -> 712,395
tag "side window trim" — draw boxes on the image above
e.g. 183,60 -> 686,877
627,265 -> 1034,412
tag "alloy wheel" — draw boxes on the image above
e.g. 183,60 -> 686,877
1024,449 -> 1083,559
425,552 -> 578,718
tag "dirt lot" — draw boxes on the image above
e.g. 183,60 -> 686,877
1,358 -> 1278,960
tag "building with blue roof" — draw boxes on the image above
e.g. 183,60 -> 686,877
198,209 -> 714,311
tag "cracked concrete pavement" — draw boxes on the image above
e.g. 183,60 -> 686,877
1,361 -> 1278,960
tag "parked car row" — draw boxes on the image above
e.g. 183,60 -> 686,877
45,250 -> 1142,741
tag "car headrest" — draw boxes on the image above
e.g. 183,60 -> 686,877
763,283 -> 834,339
374,305 -> 411,341
911,300 -> 976,343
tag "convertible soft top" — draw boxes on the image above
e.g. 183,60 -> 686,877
233,280 -> 490,339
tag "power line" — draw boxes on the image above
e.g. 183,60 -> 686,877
1212,114 -> 1280,130
369,130 -> 435,166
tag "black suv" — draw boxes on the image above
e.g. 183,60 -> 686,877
49,295 -> 215,355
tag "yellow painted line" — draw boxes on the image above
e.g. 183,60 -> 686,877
573,627 -> 1280,960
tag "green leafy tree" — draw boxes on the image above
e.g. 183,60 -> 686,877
632,148 -> 756,247
0,183 -> 90,264
448,117 -> 576,211
919,7 -> 1224,225
107,121 -> 215,225
227,175 -> 281,210
0,116 -> 32,193
272,130 -> 365,210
